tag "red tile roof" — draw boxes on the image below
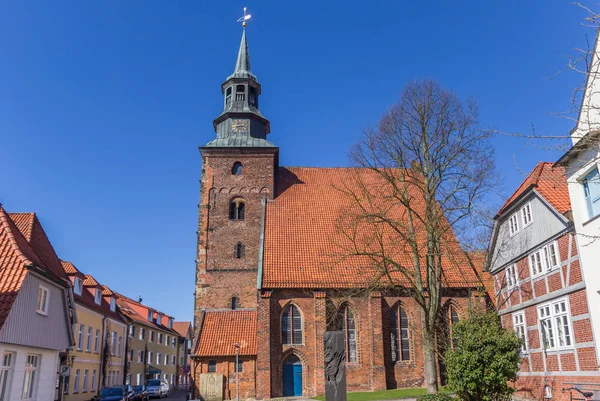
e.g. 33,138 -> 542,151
498,162 -> 570,216
262,167 -> 481,289
114,293 -> 176,333
173,321 -> 192,338
0,207 -> 69,329
196,310 -> 256,357
8,213 -> 69,282
83,274 -> 100,287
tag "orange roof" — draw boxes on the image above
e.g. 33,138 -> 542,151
173,321 -> 192,338
498,162 -> 570,216
0,207 -> 69,329
196,310 -> 256,357
83,274 -> 100,287
114,293 -> 176,332
262,167 -> 481,289
467,251 -> 496,305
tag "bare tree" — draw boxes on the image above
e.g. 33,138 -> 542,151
335,79 -> 497,393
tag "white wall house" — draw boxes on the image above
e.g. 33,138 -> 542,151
557,27 -> 600,369
0,210 -> 75,401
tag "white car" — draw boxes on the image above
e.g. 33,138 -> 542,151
146,380 -> 169,398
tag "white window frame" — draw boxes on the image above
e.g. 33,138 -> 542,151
83,369 -> 89,392
172,355 -> 176,366
94,289 -> 101,305
158,333 -> 163,344
157,353 -> 161,365
77,325 -> 84,351
164,354 -> 168,365
512,311 -> 528,354
94,329 -> 100,353
506,264 -> 519,289
529,241 -> 561,278
538,298 -> 573,351
157,313 -> 163,324
508,214 -> 519,237
168,318 -> 173,329
118,336 -> 122,356
139,327 -> 145,340
36,286 -> 49,316
521,202 -> 533,227
86,327 -> 92,352
91,370 -> 97,391
582,166 -> 600,219
73,278 -> 83,296
128,325 -> 134,338
22,355 -> 40,399
0,351 -> 15,400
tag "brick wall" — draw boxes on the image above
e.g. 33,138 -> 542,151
194,148 -> 277,331
193,357 -> 257,400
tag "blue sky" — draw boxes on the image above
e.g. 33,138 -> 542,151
0,1 -> 591,321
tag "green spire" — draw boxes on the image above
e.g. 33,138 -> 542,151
227,28 -> 257,82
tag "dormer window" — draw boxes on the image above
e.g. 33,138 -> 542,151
74,278 -> 83,296
235,85 -> 245,101
94,289 -> 101,305
110,298 -> 116,312
148,310 -> 153,322
157,313 -> 163,324
225,86 -> 232,106
229,199 -> 246,220
234,242 -> 245,259
168,318 -> 173,329
232,162 -> 242,176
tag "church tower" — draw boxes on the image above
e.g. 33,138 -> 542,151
194,25 -> 278,331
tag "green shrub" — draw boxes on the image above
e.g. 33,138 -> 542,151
418,394 -> 453,401
444,311 -> 522,401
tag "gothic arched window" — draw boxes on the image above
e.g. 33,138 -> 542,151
391,305 -> 410,362
337,306 -> 357,362
234,242 -> 245,259
282,304 -> 302,345
449,305 -> 459,350
229,199 -> 245,220
232,162 -> 242,175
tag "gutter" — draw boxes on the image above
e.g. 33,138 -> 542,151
256,196 -> 267,290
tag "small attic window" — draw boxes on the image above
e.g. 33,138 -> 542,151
110,298 -> 116,312
148,310 -> 153,322
168,318 -> 173,329
74,278 -> 83,296
232,162 -> 242,175
94,289 -> 101,305
157,313 -> 163,324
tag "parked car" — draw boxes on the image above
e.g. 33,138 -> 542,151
93,385 -> 135,401
146,380 -> 169,398
132,385 -> 149,401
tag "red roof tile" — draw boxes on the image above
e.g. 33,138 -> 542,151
498,162 -> 570,216
83,274 -> 100,287
173,321 -> 192,338
114,293 -> 176,333
9,213 -> 69,282
262,167 -> 481,289
196,310 -> 256,357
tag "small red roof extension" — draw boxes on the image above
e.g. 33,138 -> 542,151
262,167 -> 482,289
196,310 -> 256,357
173,321 -> 192,338
498,162 -> 570,216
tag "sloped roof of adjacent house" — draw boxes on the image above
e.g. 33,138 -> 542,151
114,293 -> 178,334
59,261 -> 124,323
196,310 -> 256,357
497,162 -> 570,217
173,321 -> 192,338
0,207 -> 69,330
262,167 -> 484,289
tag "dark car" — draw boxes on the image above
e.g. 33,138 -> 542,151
93,385 -> 135,401
132,385 -> 149,401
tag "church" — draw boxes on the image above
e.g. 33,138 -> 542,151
191,25 -> 490,399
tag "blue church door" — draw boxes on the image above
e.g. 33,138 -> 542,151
283,355 -> 302,396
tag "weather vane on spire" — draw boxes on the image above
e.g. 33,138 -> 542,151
237,7 -> 251,28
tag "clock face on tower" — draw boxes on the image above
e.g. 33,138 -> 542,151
231,119 -> 248,134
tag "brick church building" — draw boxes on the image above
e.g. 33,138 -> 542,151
191,26 -> 491,399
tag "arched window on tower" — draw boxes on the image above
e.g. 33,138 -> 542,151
236,85 -> 246,101
234,242 -> 245,259
229,199 -> 245,220
225,86 -> 232,106
282,304 -> 303,345
390,305 -> 410,362
336,305 -> 357,362
249,86 -> 257,107
232,162 -> 242,175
